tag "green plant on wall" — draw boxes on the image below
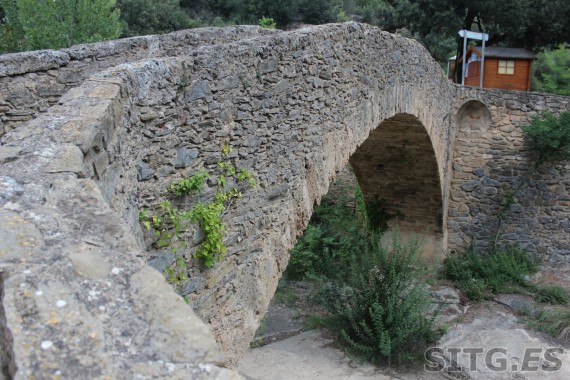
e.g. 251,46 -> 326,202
258,16 -> 276,29
140,143 -> 256,272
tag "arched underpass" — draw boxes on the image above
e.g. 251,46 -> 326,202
351,113 -> 445,262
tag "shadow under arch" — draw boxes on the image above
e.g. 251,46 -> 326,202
349,113 -> 445,263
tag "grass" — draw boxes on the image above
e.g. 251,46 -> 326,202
272,285 -> 299,307
443,246 -> 539,300
444,246 -> 570,344
523,308 -> 570,342
443,247 -> 569,305
532,285 -> 570,305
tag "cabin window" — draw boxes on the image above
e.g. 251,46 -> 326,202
498,60 -> 515,75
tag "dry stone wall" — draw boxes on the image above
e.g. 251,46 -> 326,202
449,87 -> 570,260
0,22 -> 454,377
0,26 -> 277,138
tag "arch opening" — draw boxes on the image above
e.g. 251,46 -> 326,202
349,113 -> 445,262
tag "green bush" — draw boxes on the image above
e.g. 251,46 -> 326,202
285,196 -> 364,280
258,16 -> 276,29
443,247 -> 540,300
2,0 -> 121,52
521,111 -> 570,166
317,234 -> 438,365
531,44 -> 570,96
534,285 -> 570,305
118,0 -> 193,37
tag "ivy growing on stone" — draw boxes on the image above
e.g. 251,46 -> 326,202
139,144 -> 256,272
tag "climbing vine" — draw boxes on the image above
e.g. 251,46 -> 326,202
140,143 -> 256,272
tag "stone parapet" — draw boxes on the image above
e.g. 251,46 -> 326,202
0,26 -> 277,138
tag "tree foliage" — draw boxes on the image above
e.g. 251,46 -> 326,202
348,0 -> 570,66
1,0 -> 121,52
522,111 -> 570,165
532,44 -> 570,96
117,0 -> 196,37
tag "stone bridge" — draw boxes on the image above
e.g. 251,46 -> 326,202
0,23 -> 568,378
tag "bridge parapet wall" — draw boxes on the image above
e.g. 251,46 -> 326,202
449,86 -> 570,260
0,26 -> 277,139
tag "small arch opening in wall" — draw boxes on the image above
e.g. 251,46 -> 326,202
455,100 -> 492,130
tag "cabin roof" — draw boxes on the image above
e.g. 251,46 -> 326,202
471,46 -> 535,59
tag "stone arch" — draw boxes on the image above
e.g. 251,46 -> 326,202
0,23 -> 458,375
350,113 -> 445,262
447,100 -> 492,252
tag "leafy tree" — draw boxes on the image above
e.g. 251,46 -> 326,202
532,44 -> 570,96
0,0 -> 25,52
347,1 -> 570,70
298,0 -> 338,24
117,0 -> 195,37
1,0 -> 121,52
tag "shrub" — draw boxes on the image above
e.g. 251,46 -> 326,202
2,0 -> 121,51
285,183 -> 365,280
534,285 -> 570,305
443,246 -> 543,300
258,16 -> 276,29
531,44 -> 570,96
317,234 -> 439,365
521,111 -> 570,166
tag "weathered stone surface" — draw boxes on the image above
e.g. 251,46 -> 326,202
0,26 -> 277,140
44,144 -> 86,176
0,146 -> 21,164
0,176 -> 23,204
129,266 -> 224,364
174,147 -> 199,168
136,161 -> 154,181
0,50 -> 69,76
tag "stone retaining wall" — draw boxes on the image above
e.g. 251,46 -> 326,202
0,26 -> 276,138
449,87 -> 570,260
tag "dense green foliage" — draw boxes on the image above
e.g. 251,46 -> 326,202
317,235 -> 439,365
443,247 -> 569,305
532,44 -> 570,96
1,0 -> 121,52
443,247 -> 539,300
287,173 -> 439,365
117,0 -> 197,37
521,111 -> 570,166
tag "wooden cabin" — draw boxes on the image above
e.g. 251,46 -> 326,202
461,46 -> 535,91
